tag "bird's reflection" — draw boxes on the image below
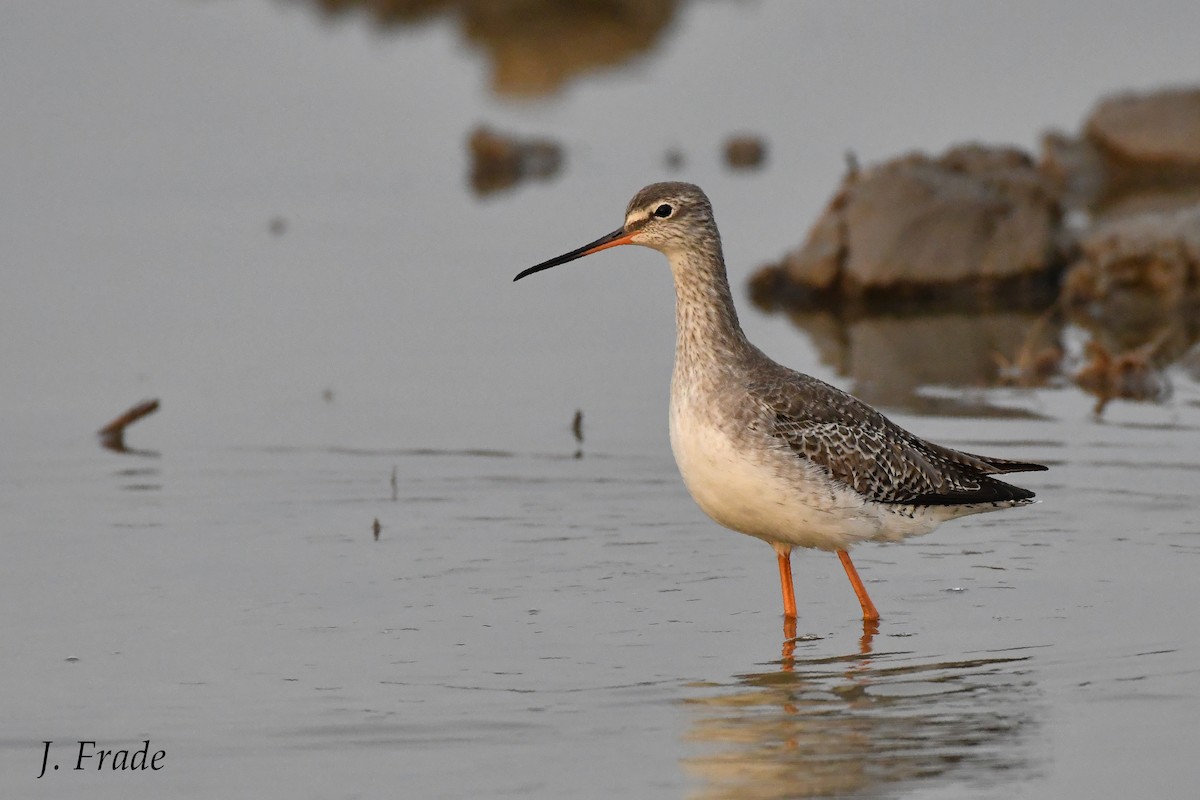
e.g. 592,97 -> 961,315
780,618 -> 880,668
683,624 -> 1040,799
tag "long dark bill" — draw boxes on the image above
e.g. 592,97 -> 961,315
513,227 -> 634,282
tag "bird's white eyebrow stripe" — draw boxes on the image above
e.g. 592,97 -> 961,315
625,210 -> 651,228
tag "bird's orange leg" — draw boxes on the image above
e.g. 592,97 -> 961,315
775,545 -> 797,619
837,549 -> 880,622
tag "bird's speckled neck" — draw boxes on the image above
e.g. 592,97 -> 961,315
668,237 -> 755,394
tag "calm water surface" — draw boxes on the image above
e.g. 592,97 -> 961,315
3,2 -> 1200,798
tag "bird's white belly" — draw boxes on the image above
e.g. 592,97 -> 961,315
669,403 -> 945,550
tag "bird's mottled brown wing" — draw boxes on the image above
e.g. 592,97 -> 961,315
750,373 -> 1043,506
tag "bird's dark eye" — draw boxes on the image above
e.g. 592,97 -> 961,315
653,203 -> 674,218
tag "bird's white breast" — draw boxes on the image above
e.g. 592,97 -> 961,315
668,393 -> 952,550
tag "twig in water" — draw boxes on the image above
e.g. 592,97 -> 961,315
98,399 -> 160,454
572,409 -> 584,459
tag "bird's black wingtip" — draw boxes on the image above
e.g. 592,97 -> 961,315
901,476 -> 1039,507
980,457 -> 1049,475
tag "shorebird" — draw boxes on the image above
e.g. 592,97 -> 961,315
514,182 -> 1045,622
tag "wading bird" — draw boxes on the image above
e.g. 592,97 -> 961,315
515,182 -> 1045,622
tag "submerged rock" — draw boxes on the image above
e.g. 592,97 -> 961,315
468,125 -> 563,195
1061,204 -> 1200,403
754,145 -> 1063,308
1073,338 -> 1172,415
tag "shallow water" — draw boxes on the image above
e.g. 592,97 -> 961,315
3,2 -> 1200,797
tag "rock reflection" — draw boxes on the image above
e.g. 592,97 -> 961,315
683,630 -> 1039,799
753,291 -> 1200,416
299,0 -> 679,97
1060,207 -> 1200,411
764,307 -> 1062,415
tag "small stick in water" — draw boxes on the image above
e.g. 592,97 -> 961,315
98,399 -> 160,454
572,409 -> 584,459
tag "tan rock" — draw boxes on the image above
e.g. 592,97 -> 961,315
770,145 -> 1061,295
1043,87 -> 1200,216
1086,87 -> 1200,167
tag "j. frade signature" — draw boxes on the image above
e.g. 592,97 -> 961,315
37,740 -> 164,778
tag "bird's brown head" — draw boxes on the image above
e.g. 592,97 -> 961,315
513,182 -> 715,282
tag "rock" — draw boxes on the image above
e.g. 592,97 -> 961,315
1073,338 -> 1171,415
759,145 -> 1063,302
1039,131 -> 1109,215
723,135 -> 767,170
1062,204 -> 1200,307
1041,89 -> 1200,407
1041,86 -> 1200,217
468,125 -> 563,195
1087,87 -> 1200,169
1062,206 -> 1200,392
